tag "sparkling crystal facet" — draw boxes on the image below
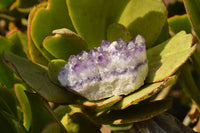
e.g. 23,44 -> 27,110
58,35 -> 148,100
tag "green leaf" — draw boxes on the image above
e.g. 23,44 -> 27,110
107,23 -> 133,42
7,30 -> 29,58
83,96 -> 122,112
178,62 -> 200,108
54,105 -> 71,121
147,31 -> 195,82
25,92 -> 66,133
41,122 -> 62,133
61,112 -> 101,133
31,0 -> 75,60
154,21 -> 169,45
168,14 -> 192,34
0,112 -> 27,133
0,96 -> 15,117
107,124 -> 133,131
132,113 -> 195,133
43,28 -> 88,60
0,112 -> 16,133
95,99 -> 172,125
183,0 -> 200,40
14,84 -> 31,131
192,49 -> 200,76
17,0 -> 40,10
0,84 -> 17,118
0,0 -> 15,11
3,52 -> 82,104
67,0 -> 129,48
48,59 -> 66,85
28,37 -> 49,66
113,76 -> 176,110
28,2 -> 49,66
118,0 -> 167,48
0,36 -> 17,88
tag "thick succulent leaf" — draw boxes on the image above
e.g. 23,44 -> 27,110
25,92 -> 66,133
31,0 -> 75,60
114,76 -> 176,110
3,52 -> 81,104
48,59 -> 66,85
41,122 -> 62,133
83,96 -> 122,112
107,23 -> 133,42
29,35 -> 49,66
28,2 -> 49,66
67,0 -> 129,48
61,112 -> 101,133
168,14 -> 192,34
0,84 -> 17,118
107,124 -> 133,131
0,112 -> 17,133
7,30 -> 29,58
0,36 -> 17,88
17,0 -> 40,10
0,0 -> 15,11
147,31 -> 195,82
183,0 -> 200,40
54,105 -> 71,121
14,84 -> 31,131
118,0 -> 167,48
154,21 -> 169,45
0,112 -> 27,133
132,113 -> 195,133
95,99 -> 172,125
178,62 -> 200,108
43,28 -> 88,60
192,49 -> 200,76
0,96 -> 15,117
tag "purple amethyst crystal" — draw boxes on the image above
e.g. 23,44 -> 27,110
58,35 -> 148,101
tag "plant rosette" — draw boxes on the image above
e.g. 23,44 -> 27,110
1,0 -> 197,132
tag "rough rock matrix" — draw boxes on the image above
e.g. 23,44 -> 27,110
58,35 -> 148,101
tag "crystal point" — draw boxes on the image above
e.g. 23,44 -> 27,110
58,36 -> 148,100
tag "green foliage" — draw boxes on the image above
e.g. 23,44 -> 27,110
67,0 -> 128,48
0,0 -> 200,132
25,92 -> 66,133
61,112 -> 101,133
17,0 -> 40,10
48,59 -> 66,85
14,84 -> 31,131
7,30 -> 29,58
44,28 -> 88,60
94,99 -> 172,125
118,0 -> 167,48
107,23 -> 133,42
178,62 -> 200,108
0,84 -> 17,117
27,2 -> 49,66
0,37 -> 17,88
168,14 -> 192,34
0,0 -> 15,11
184,0 -> 200,40
83,96 -> 122,112
3,52 -> 81,104
30,0 -> 75,60
113,76 -> 176,110
147,31 -> 195,82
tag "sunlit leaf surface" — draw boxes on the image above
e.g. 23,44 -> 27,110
147,31 -> 195,82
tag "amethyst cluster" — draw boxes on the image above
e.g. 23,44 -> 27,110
58,35 -> 148,101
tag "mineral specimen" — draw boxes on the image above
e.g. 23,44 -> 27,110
58,35 -> 148,101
